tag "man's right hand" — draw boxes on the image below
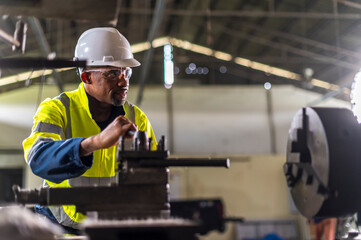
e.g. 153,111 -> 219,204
79,116 -> 137,156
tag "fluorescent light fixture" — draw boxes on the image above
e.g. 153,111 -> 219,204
131,42 -> 151,53
0,69 -> 70,87
189,44 -> 213,56
171,38 -> 213,56
311,78 -> 339,91
152,37 -> 169,48
164,60 -> 174,89
235,57 -> 301,81
164,43 -> 174,89
214,51 -> 232,61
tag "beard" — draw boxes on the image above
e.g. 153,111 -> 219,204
111,92 -> 127,106
111,97 -> 126,106
111,88 -> 128,106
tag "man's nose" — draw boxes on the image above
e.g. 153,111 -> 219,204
117,77 -> 127,86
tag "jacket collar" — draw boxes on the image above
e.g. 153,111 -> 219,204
78,82 -> 93,119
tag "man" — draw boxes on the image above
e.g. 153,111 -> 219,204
23,27 -> 157,233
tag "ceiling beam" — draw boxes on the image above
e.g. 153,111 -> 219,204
238,22 -> 361,61
337,0 -> 361,10
212,0 -> 254,52
0,0 -> 118,22
252,0 -> 319,64
117,8 -> 361,20
223,28 -> 360,71
177,0 -> 202,43
227,0 -> 284,57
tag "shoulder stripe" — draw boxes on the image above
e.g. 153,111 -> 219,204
33,122 -> 63,137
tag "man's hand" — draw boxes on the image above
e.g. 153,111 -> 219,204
80,116 -> 137,156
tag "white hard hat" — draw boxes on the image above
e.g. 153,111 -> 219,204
74,27 -> 140,71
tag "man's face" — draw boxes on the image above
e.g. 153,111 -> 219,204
85,67 -> 132,106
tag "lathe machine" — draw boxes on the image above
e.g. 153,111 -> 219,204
13,131 -> 230,240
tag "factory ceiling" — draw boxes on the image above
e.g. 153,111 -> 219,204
0,0 -> 360,103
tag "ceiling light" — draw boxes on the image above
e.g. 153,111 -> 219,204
163,43 -> 174,89
219,66 -> 227,74
189,63 -> 196,71
203,67 -> 209,74
214,51 -> 232,61
264,82 -> 272,90
131,42 -> 151,53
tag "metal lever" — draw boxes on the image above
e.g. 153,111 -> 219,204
12,20 -> 27,53
139,158 -> 230,168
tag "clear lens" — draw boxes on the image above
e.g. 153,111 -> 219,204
86,68 -> 132,81
123,67 -> 132,80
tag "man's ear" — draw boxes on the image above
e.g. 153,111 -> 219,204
81,72 -> 91,84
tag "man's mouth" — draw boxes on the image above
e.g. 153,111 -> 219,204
115,89 -> 128,98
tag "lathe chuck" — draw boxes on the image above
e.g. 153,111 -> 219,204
285,107 -> 361,218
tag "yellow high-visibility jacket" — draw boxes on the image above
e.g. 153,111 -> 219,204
23,82 -> 156,228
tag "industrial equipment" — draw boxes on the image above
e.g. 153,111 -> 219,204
13,131 -> 230,240
170,198 -> 245,235
171,199 -> 225,235
285,107 -> 361,238
285,107 -> 361,218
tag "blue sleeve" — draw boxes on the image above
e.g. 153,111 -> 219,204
28,137 -> 93,183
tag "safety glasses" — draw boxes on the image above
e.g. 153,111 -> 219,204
86,67 -> 132,81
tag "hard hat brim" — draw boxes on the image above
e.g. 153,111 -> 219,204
88,58 -> 141,68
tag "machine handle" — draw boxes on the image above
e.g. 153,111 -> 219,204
139,158 -> 230,168
12,185 -> 47,205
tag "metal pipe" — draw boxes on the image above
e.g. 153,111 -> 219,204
266,89 -> 277,154
27,17 -> 64,92
12,20 -> 27,53
166,87 -> 174,153
307,85 -> 347,106
0,29 -> 19,47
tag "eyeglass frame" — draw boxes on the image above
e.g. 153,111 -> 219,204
84,67 -> 132,81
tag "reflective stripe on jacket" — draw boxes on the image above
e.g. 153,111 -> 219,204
23,82 -> 157,228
